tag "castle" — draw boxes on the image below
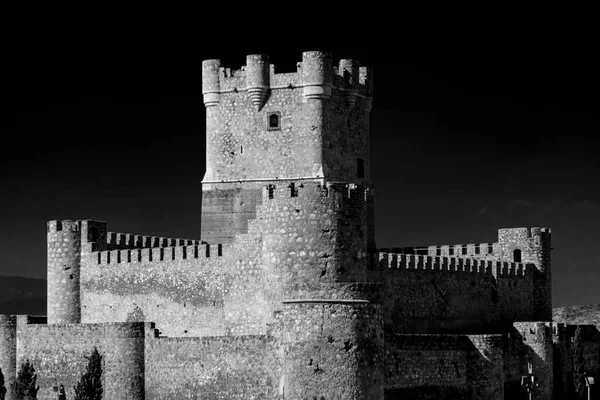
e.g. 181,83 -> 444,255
0,50 -> 598,399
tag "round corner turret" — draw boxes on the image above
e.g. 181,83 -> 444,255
245,54 -> 270,111
300,51 -> 333,100
47,220 -> 82,324
338,59 -> 360,106
202,59 -> 223,107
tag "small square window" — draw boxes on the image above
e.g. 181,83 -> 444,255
267,112 -> 281,131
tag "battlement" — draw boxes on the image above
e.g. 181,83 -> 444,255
427,243 -> 499,257
47,219 -> 80,232
377,252 -> 533,277
95,243 -> 223,265
499,227 -> 551,238
48,219 -> 203,252
104,231 -> 202,250
392,227 -> 552,261
202,51 -> 373,108
378,243 -> 499,257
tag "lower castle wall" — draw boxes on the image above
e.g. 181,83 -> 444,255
144,334 -> 279,400
384,333 -> 504,400
80,232 -> 265,337
15,318 -> 145,400
384,334 -> 470,399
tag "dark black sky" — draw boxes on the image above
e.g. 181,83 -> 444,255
2,16 -> 598,307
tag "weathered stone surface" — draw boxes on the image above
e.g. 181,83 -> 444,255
0,50 -> 596,400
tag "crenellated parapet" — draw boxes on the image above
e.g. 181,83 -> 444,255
376,252 -> 533,277
202,51 -> 373,109
104,232 -> 201,251
48,219 -> 202,252
94,243 -> 222,265
424,243 -> 499,258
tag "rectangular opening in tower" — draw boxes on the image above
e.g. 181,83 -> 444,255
357,158 -> 365,178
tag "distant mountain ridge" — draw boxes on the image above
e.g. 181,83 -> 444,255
0,276 -> 46,315
553,304 -> 600,329
0,276 -> 599,327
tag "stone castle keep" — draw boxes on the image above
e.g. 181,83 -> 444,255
0,50 -> 598,399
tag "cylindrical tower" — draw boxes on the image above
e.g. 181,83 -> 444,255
201,59 -> 221,107
245,54 -> 270,111
260,182 -> 383,397
497,227 -> 553,321
514,322 -> 554,400
531,227 -> 552,321
47,220 -> 81,324
299,51 -> 332,178
281,301 -> 384,400
301,51 -> 333,100
339,58 -> 360,107
0,315 -> 16,400
102,323 -> 146,400
261,182 -> 370,302
202,59 -> 222,184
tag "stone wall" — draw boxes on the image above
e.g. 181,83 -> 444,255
201,51 -> 372,186
200,185 -> 263,244
144,333 -> 279,400
373,253 -> 536,334
497,228 -> 552,321
280,301 -> 384,400
81,231 -> 264,337
384,333 -> 503,400
15,317 -> 145,400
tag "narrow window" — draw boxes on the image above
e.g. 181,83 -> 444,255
289,182 -> 298,197
267,112 -> 281,130
357,158 -> 365,178
514,249 -> 522,263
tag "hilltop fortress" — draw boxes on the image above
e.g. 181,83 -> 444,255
0,51 -> 598,399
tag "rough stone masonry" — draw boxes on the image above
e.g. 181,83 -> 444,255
0,50 -> 598,400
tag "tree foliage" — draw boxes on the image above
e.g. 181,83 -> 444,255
572,326 -> 586,397
15,360 -> 39,400
73,346 -> 103,400
0,367 -> 7,400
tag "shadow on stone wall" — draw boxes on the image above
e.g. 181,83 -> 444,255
384,333 -> 503,400
384,386 -> 470,399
